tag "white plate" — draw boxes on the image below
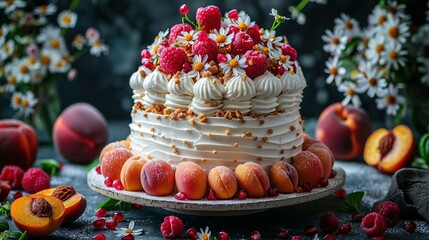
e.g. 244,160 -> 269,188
87,166 -> 346,216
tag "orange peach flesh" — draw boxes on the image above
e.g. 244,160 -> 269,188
364,128 -> 389,166
379,125 -> 414,173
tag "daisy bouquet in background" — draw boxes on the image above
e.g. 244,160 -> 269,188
322,0 -> 429,134
0,0 -> 108,141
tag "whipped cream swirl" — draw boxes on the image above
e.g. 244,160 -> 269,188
191,76 -> 224,116
165,74 -> 194,110
277,69 -> 305,112
142,68 -> 168,108
251,71 -> 282,114
223,75 -> 256,114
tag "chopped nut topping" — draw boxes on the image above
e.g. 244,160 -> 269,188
163,109 -> 171,115
257,157 -> 263,161
171,144 -> 176,148
257,144 -> 263,149
211,101 -> 219,107
151,134 -> 155,138
253,136 -> 258,141
198,114 -> 205,119
188,119 -> 195,126
138,67 -> 147,78
281,157 -> 285,161
244,131 -> 252,137
215,110 -> 224,117
259,120 -> 265,125
186,109 -> 194,116
296,132 -> 300,137
280,149 -> 285,154
224,111 -> 233,120
225,129 -> 231,136
233,142 -> 238,148
207,133 -> 212,137
267,129 -> 273,134
232,159 -> 237,163
147,155 -> 153,160
290,125 -> 296,131
292,145 -> 297,150
137,123 -> 141,128
235,110 -> 243,119
201,158 -> 207,162
150,127 -> 155,132
212,150 -> 217,154
156,116 -> 161,120
181,157 -> 186,161
212,79 -> 217,85
143,113 -> 148,118
174,149 -> 179,154
200,116 -> 208,123
262,136 -> 269,142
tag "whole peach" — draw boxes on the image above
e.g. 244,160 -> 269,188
269,162 -> 298,193
291,151 -> 324,188
208,166 -> 238,199
316,103 -> 371,161
175,162 -> 208,200
141,160 -> 175,196
0,119 -> 38,170
235,162 -> 270,198
53,103 -> 108,164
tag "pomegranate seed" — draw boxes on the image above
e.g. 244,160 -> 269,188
113,180 -> 124,190
175,192 -> 187,200
144,61 -> 155,71
250,231 -> 261,240
267,187 -> 279,197
95,208 -> 107,218
198,31 -> 208,41
13,191 -> 23,200
319,177 -> 329,187
278,229 -> 289,239
228,9 -> 238,20
304,225 -> 317,236
92,233 -> 106,240
218,231 -> 229,240
186,228 -> 198,239
182,62 -> 192,73
217,54 -> 227,63
405,222 -> 416,233
329,169 -> 337,179
324,234 -> 336,240
277,66 -> 286,76
92,219 -> 106,230
132,204 -> 142,209
208,189 -> 217,200
121,235 -> 135,240
291,236 -> 303,240
113,212 -> 124,222
352,212 -> 364,222
372,237 -> 385,240
301,182 -> 312,192
95,165 -> 101,174
179,4 -> 189,15
335,189 -> 347,199
237,190 -> 247,200
339,223 -> 352,235
106,219 -> 117,230
104,177 -> 113,187
141,49 -> 151,59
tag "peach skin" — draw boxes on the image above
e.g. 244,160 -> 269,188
269,162 -> 298,193
100,148 -> 133,181
140,160 -> 175,196
120,156 -> 147,191
235,162 -> 270,198
291,151 -> 324,188
208,166 -> 238,199
175,162 -> 208,200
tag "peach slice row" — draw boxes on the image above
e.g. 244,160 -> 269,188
100,134 -> 335,200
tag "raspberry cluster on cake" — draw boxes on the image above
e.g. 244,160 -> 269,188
128,6 -> 306,172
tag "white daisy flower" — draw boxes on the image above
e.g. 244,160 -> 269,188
219,54 -> 247,77
5,74 -> 17,92
37,25 -> 61,42
270,48 -> 294,70
380,41 -> 407,70
209,27 -> 234,47
0,24 -> 9,45
324,56 -> 346,86
0,0 -> 26,14
34,4 -> 57,16
188,54 -> 209,79
288,6 -> 306,25
356,63 -> 387,97
382,14 -> 409,45
334,13 -> 361,38
411,24 -> 429,46
0,39 -> 15,61
365,37 -> 386,64
338,81 -> 361,107
197,226 -> 211,240
376,84 -> 404,116
232,15 -> 255,32
10,91 -> 23,111
57,10 -> 77,28
89,40 -> 109,57
24,56 -> 41,71
222,10 -> 249,27
310,0 -> 327,3
269,8 -> 288,22
322,28 -> 348,56
49,54 -> 71,73
418,57 -> 429,85
31,67 -> 46,84
177,30 -> 199,46
85,28 -> 100,44
72,34 -> 85,50
114,221 -> 143,238
262,29 -> 283,45
20,91 -> 38,116
357,28 -> 372,52
154,29 -> 169,42
368,6 -> 388,27
386,0 -> 409,21
15,58 -> 32,83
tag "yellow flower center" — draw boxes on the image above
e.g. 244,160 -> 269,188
329,67 -> 338,76
229,59 -> 239,68
193,62 -> 204,71
237,22 -> 248,31
375,44 -> 384,53
62,15 -> 72,25
55,60 -> 64,68
22,99 -> 29,108
363,38 -> 370,48
13,96 -> 21,105
153,45 -> 159,54
8,75 -> 16,84
368,77 -> 377,86
262,47 -> 269,55
386,95 -> 396,104
331,37 -> 340,45
378,15 -> 387,25
20,65 -> 29,74
94,41 -> 102,47
269,35 -> 276,41
40,5 -> 47,13
388,27 -> 398,38
216,34 -> 226,43
389,50 -> 398,59
28,57 -> 36,65
3,45 -> 9,52
184,34 -> 193,42
124,229 -> 133,234
202,234 -> 209,240
40,55 -> 50,65
280,55 -> 287,63
345,20 -> 353,30
347,88 -> 355,96
6,0 -> 13,6
50,39 -> 60,49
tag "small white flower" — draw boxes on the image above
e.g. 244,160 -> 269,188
232,15 -> 255,32
262,29 -> 283,45
37,25 -> 61,42
356,62 -> 387,97
0,39 -> 15,61
57,10 -> 77,28
322,28 -> 348,56
85,28 -> 100,44
324,56 -> 346,86
10,91 -> 23,110
209,27 -> 234,47
368,6 -> 388,27
310,0 -> 327,4
89,40 -> 109,57
20,91 -> 38,116
197,226 -> 211,240
288,6 -> 306,25
219,54 -> 247,77
418,57 -> 429,85
338,81 -> 361,107
270,48 -> 294,70
380,41 -> 407,70
72,34 -> 85,50
49,54 -> 71,73
114,221 -> 143,238
269,8 -> 288,22
382,14 -> 409,45
5,74 -> 17,92
31,67 -> 46,84
177,30 -> 199,46
0,0 -> 26,14
334,13 -> 360,38
188,54 -> 209,79
386,0 -> 409,21
365,37 -> 386,64
411,24 -> 429,46
376,84 -> 404,116
0,24 -> 9,45
34,4 -> 57,16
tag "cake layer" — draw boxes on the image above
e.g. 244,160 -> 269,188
129,110 -> 304,171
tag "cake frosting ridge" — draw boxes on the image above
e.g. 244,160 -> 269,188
129,6 -> 307,171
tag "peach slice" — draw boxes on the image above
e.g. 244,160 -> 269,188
364,125 -> 414,174
235,162 -> 270,198
37,185 -> 86,224
175,162 -> 208,200
269,162 -> 298,193
11,194 -> 65,237
208,166 -> 238,199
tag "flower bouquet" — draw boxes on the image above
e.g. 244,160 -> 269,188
0,0 -> 108,142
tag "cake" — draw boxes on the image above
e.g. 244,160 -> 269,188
128,6 -> 306,172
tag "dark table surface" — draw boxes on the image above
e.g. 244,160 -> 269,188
5,120 -> 429,240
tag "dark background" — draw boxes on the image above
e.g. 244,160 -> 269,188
2,0 -> 426,121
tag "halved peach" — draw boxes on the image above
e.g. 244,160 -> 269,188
11,194 -> 65,237
37,185 -> 86,224
364,124 -> 414,174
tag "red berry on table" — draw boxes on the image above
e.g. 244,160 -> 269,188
405,221 -> 416,233
231,32 -> 254,55
291,236 -> 303,240
13,191 -> 23,200
323,234 -> 336,240
329,169 -> 337,179
267,187 -> 279,197
237,190 -> 247,200
250,230 -> 261,240
196,5 -> 221,31
319,213 -> 339,233
160,46 -> 188,74
335,188 -> 347,199
301,182 -> 312,192
113,212 -> 124,222
304,225 -> 317,236
92,233 -> 106,240
372,236 -> 385,240
93,218 -> 106,230
352,212 -> 364,222
228,9 -> 238,20
160,215 -> 185,239
0,165 -> 25,189
319,177 -> 329,187
113,180 -> 124,190
339,223 -> 352,235
121,235 -> 135,240
95,208 -> 107,218
278,229 -> 289,239
95,165 -> 101,174
169,23 -> 192,45
373,201 -> 400,227
0,182 -> 11,201
361,212 -> 387,237
186,228 -> 198,239
218,231 -> 229,240
104,177 -> 113,187
175,192 -> 187,200
21,167 -> 50,193
244,50 -> 268,79
179,4 -> 189,15
207,189 -> 217,200
106,219 -> 117,230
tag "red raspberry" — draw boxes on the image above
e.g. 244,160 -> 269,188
113,212 -> 124,222
0,165 -> 25,189
93,218 -> 106,230
247,24 -> 262,44
21,167 -> 50,193
244,50 -> 268,79
192,35 -> 218,62
373,201 -> 400,227
179,4 -> 189,15
319,213 -> 339,233
361,212 -> 387,237
160,215 -> 184,239
106,219 -> 117,230
169,23 -> 192,45
196,5 -> 221,31
160,46 -> 188,74
95,208 -> 107,218
231,32 -> 254,55
281,44 -> 298,61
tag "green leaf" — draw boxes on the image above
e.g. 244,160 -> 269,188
341,191 -> 365,213
84,158 -> 99,171
37,159 -> 61,176
0,202 -> 11,216
411,158 -> 429,170
98,198 -> 133,211
0,219 -> 9,232
18,231 -> 27,240
418,133 -> 429,162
